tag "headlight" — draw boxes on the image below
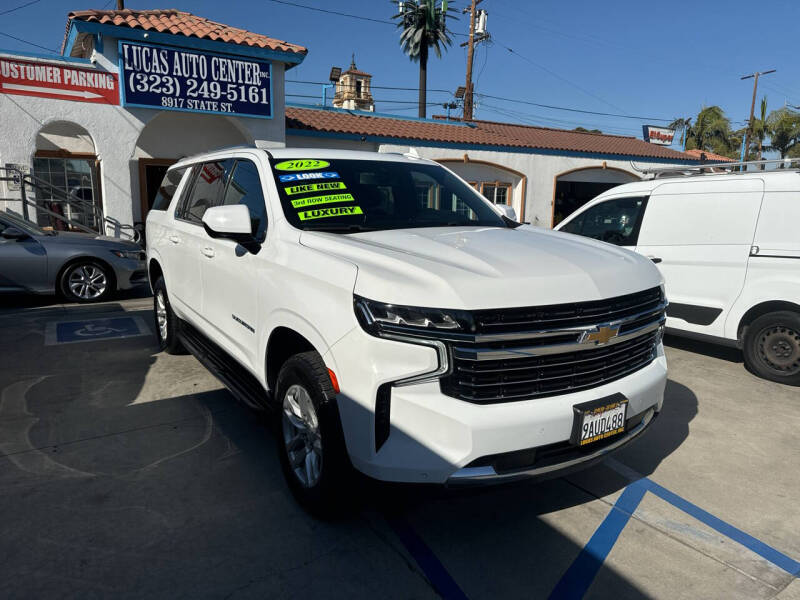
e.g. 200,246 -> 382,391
111,249 -> 145,260
354,296 -> 474,336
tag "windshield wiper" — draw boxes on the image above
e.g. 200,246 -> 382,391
304,224 -> 377,233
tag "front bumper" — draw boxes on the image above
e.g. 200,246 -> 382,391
325,327 -> 667,485
112,258 -> 147,290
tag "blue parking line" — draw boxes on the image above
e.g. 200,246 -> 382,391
606,459 -> 800,578
551,460 -> 800,600
385,514 -> 469,600
548,479 -> 648,600
645,479 -> 800,577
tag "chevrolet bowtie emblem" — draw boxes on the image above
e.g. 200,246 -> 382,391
581,325 -> 620,345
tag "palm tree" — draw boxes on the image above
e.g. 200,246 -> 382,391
393,0 -> 453,118
668,117 -> 692,149
751,96 -> 769,160
685,106 -> 733,156
765,107 -> 800,158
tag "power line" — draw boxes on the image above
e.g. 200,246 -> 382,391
263,0 -> 393,25
475,93 -> 674,122
0,30 -> 58,53
286,80 -> 453,94
0,0 -> 42,17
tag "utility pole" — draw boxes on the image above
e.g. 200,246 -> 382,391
741,69 -> 775,161
462,0 -> 479,121
116,0 -> 124,9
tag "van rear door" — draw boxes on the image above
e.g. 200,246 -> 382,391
635,178 -> 764,338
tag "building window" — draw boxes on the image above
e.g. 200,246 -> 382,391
480,182 -> 511,205
355,79 -> 363,97
31,156 -> 101,231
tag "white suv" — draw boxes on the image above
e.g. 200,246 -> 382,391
146,148 -> 667,512
556,164 -> 800,386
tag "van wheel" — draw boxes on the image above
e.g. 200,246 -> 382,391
153,277 -> 185,355
743,311 -> 800,386
275,351 -> 350,517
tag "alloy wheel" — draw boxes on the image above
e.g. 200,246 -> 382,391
155,290 -> 168,342
282,384 -> 323,488
68,265 -> 107,300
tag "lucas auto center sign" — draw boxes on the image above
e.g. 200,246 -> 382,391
0,56 -> 118,104
119,41 -> 272,118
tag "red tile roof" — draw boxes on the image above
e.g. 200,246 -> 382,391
683,149 -> 735,162
286,106 -> 699,161
63,9 -> 307,56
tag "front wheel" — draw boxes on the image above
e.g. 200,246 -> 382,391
153,277 -> 186,354
743,311 -> 800,386
60,261 -> 112,303
275,351 -> 351,516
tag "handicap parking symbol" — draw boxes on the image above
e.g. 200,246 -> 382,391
45,316 -> 151,345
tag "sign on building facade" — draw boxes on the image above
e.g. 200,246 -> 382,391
0,56 -> 118,104
642,125 -> 676,145
119,41 -> 272,118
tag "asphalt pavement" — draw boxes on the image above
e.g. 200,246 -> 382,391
0,292 -> 797,599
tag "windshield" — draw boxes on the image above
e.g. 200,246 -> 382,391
269,158 -> 509,233
0,210 -> 46,235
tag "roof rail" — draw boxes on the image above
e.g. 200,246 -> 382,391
630,158 -> 800,179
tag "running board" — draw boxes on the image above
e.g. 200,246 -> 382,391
177,320 -> 272,412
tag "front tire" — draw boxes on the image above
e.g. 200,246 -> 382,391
743,311 -> 800,386
60,261 -> 112,303
153,277 -> 186,355
275,351 -> 350,516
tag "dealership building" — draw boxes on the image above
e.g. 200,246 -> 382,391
0,8 -> 699,237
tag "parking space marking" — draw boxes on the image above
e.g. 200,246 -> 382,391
548,478 -> 649,600
44,316 -> 151,345
551,459 -> 800,599
607,459 -> 800,578
385,514 -> 469,600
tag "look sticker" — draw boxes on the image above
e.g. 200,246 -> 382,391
285,181 -> 347,196
298,206 -> 364,221
291,193 -> 355,209
274,159 -> 331,172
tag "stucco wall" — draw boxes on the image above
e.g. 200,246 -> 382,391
0,37 -> 288,233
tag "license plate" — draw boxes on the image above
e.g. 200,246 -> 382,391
569,394 -> 628,446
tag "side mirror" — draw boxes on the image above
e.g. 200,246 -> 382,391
495,204 -> 517,221
202,205 -> 255,246
1,226 -> 28,240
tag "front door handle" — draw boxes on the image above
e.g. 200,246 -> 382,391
168,235 -> 180,244
648,256 -> 662,264
201,247 -> 215,258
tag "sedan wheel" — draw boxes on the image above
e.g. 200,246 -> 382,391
61,262 -> 111,303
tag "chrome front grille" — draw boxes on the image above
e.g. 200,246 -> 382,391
439,287 -> 666,404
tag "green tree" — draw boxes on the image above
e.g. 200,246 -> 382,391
668,117 -> 692,149
685,106 -> 733,156
393,0 -> 453,118
750,96 -> 769,160
765,107 -> 800,158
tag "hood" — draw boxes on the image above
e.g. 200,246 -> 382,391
299,226 -> 662,310
40,231 -> 141,249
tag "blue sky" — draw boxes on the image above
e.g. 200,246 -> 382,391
2,0 -> 799,149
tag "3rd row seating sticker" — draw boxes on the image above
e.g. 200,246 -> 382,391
298,206 -> 364,220
285,181 -> 347,196
278,171 -> 339,183
291,193 -> 355,209
274,159 -> 330,172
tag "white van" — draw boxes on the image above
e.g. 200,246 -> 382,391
556,162 -> 800,386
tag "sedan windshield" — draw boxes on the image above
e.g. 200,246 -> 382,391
0,210 -> 46,235
269,158 -> 509,233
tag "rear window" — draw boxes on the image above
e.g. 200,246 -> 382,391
151,167 -> 188,212
269,158 -> 508,233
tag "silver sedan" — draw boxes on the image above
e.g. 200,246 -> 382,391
0,209 -> 147,303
